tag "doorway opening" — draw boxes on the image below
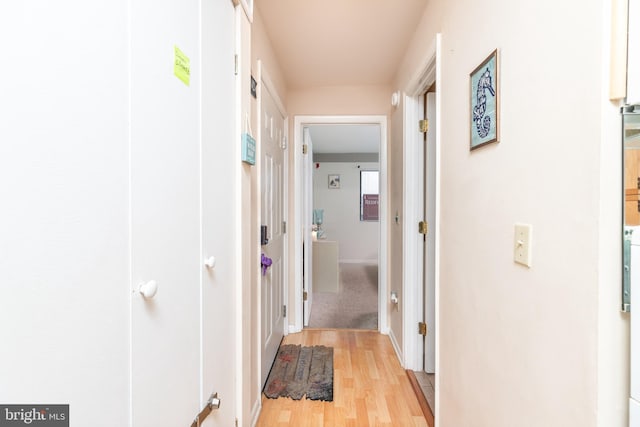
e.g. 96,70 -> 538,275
402,34 -> 441,422
293,115 -> 389,335
413,87 -> 437,413
306,124 -> 380,329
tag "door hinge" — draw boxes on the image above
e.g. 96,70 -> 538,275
282,220 -> 287,234
234,54 -> 238,76
303,291 -> 308,301
302,144 -> 308,154
418,221 -> 428,235
283,305 -> 287,317
418,322 -> 427,336
419,119 -> 429,133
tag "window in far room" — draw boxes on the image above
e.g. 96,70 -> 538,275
360,170 -> 379,221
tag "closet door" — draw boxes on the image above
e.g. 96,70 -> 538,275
130,0 -> 200,425
200,0 -> 237,425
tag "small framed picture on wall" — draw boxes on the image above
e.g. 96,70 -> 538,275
470,49 -> 499,150
328,174 -> 340,189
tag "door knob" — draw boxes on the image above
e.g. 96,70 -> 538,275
138,280 -> 158,299
204,256 -> 216,269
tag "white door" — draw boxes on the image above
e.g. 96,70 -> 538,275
130,1 -> 201,425
261,81 -> 286,386
302,128 -> 314,326
423,93 -> 437,373
201,0 -> 236,425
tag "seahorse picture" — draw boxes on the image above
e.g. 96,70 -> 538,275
470,49 -> 499,150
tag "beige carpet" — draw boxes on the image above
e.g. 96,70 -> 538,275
308,263 -> 378,329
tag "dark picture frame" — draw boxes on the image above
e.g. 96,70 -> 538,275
328,174 -> 340,189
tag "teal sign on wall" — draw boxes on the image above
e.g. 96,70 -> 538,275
241,132 -> 256,165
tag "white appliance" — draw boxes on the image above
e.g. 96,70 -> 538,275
629,226 -> 640,425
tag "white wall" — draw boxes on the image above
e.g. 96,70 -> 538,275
388,97 -> 405,359
393,0 -> 628,426
313,162 -> 379,262
597,5 -> 629,420
238,8 -> 258,426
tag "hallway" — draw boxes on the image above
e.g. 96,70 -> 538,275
256,329 -> 427,427
0,0 -> 632,425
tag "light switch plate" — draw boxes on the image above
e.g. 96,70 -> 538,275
514,223 -> 532,267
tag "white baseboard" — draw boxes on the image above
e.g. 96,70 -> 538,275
288,324 -> 301,334
388,327 -> 404,368
339,259 -> 378,264
250,398 -> 261,427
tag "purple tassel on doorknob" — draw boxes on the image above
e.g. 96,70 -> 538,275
261,253 -> 272,276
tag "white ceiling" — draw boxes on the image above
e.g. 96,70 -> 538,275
308,124 -> 380,153
256,0 -> 429,90
256,1 -> 427,152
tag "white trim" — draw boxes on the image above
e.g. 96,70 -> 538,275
388,326 -> 403,364
235,0 -> 253,23
255,60 -> 263,420
198,0 -> 204,406
293,115 -> 389,334
434,35 -> 442,427
250,398 -> 261,427
292,121 -> 303,334
302,128 -> 313,327
283,115 -> 289,339
233,7 -> 244,426
288,324 -> 299,334
402,34 -> 440,373
402,34 -> 442,426
339,259 -> 379,264
402,92 -> 421,371
405,37 -> 438,96
260,67 -> 286,119
379,118 -> 388,335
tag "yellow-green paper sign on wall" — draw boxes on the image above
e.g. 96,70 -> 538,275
174,46 -> 190,86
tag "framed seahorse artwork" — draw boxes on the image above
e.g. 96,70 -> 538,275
470,49 -> 499,150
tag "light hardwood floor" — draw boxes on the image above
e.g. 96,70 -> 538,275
256,329 -> 428,427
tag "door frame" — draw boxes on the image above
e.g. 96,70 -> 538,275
256,59 -> 289,398
423,92 -> 437,373
402,34 -> 441,373
292,115 -> 389,334
302,127 -> 313,326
